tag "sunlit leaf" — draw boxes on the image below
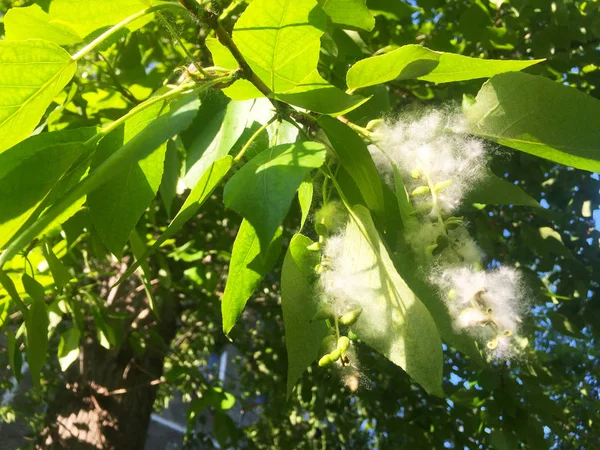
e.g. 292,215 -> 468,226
0,40 -> 76,154
466,72 -> 600,172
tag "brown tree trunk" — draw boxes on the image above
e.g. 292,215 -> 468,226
40,268 -> 179,449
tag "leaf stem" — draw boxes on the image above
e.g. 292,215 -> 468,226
234,116 -> 277,162
71,3 -> 186,62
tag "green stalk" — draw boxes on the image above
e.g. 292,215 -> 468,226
71,2 -> 186,61
233,116 -> 276,162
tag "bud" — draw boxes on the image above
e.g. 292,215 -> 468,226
318,354 -> 333,367
339,308 -> 363,326
411,186 -> 431,196
433,179 -> 454,192
337,336 -> 350,354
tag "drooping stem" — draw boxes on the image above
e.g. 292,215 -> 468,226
72,3 -> 186,61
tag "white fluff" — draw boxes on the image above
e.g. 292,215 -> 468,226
319,232 -> 375,316
433,266 -> 527,360
375,110 -> 487,212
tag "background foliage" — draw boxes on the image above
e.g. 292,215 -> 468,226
0,0 -> 599,449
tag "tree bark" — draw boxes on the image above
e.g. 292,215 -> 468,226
40,271 -> 178,449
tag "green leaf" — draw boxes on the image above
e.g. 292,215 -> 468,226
7,331 -> 22,382
418,53 -> 543,84
224,142 -> 327,250
465,171 -> 540,207
367,0 -> 418,20
205,38 -> 263,101
49,0 -> 154,38
58,327 -> 80,372
159,139 -> 181,219
298,177 -> 314,230
4,4 -> 82,44
88,100 -> 169,257
114,156 -> 234,287
466,72 -> 600,172
0,40 -> 77,154
341,206 -> 444,396
281,234 -> 328,398
43,242 -> 73,291
129,229 -> 158,312
276,70 -> 370,115
183,94 -> 254,188
222,220 -> 283,336
0,128 -> 96,249
233,0 -> 328,93
22,274 -> 49,389
318,116 -> 386,223
346,44 -> 542,91
317,0 -> 375,31
0,93 -> 200,268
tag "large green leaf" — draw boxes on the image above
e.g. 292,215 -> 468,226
0,94 -> 200,268
222,220 -> 283,337
223,142 -> 327,251
207,36 -> 366,114
114,156 -> 234,286
346,45 -> 542,91
466,72 -> 600,172
281,234 -> 328,398
0,40 -> 77,154
318,116 -> 386,222
48,0 -> 154,38
88,101 -> 168,257
341,206 -> 444,396
183,94 -> 254,188
0,128 -> 96,249
317,0 -> 375,30
4,4 -> 82,44
418,53 -> 543,84
22,274 -> 49,389
233,0 -> 328,93
465,171 -> 540,207
276,70 -> 369,115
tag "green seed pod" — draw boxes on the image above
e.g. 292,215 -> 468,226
306,242 -> 322,252
329,349 -> 342,361
347,330 -> 358,341
318,354 -> 333,367
337,336 -> 350,354
314,263 -> 325,275
433,179 -> 454,192
411,168 -> 421,179
503,329 -> 513,337
339,308 -> 363,326
315,223 -> 328,237
319,335 -> 337,357
411,185 -> 431,196
311,305 -> 334,322
487,336 -> 499,350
